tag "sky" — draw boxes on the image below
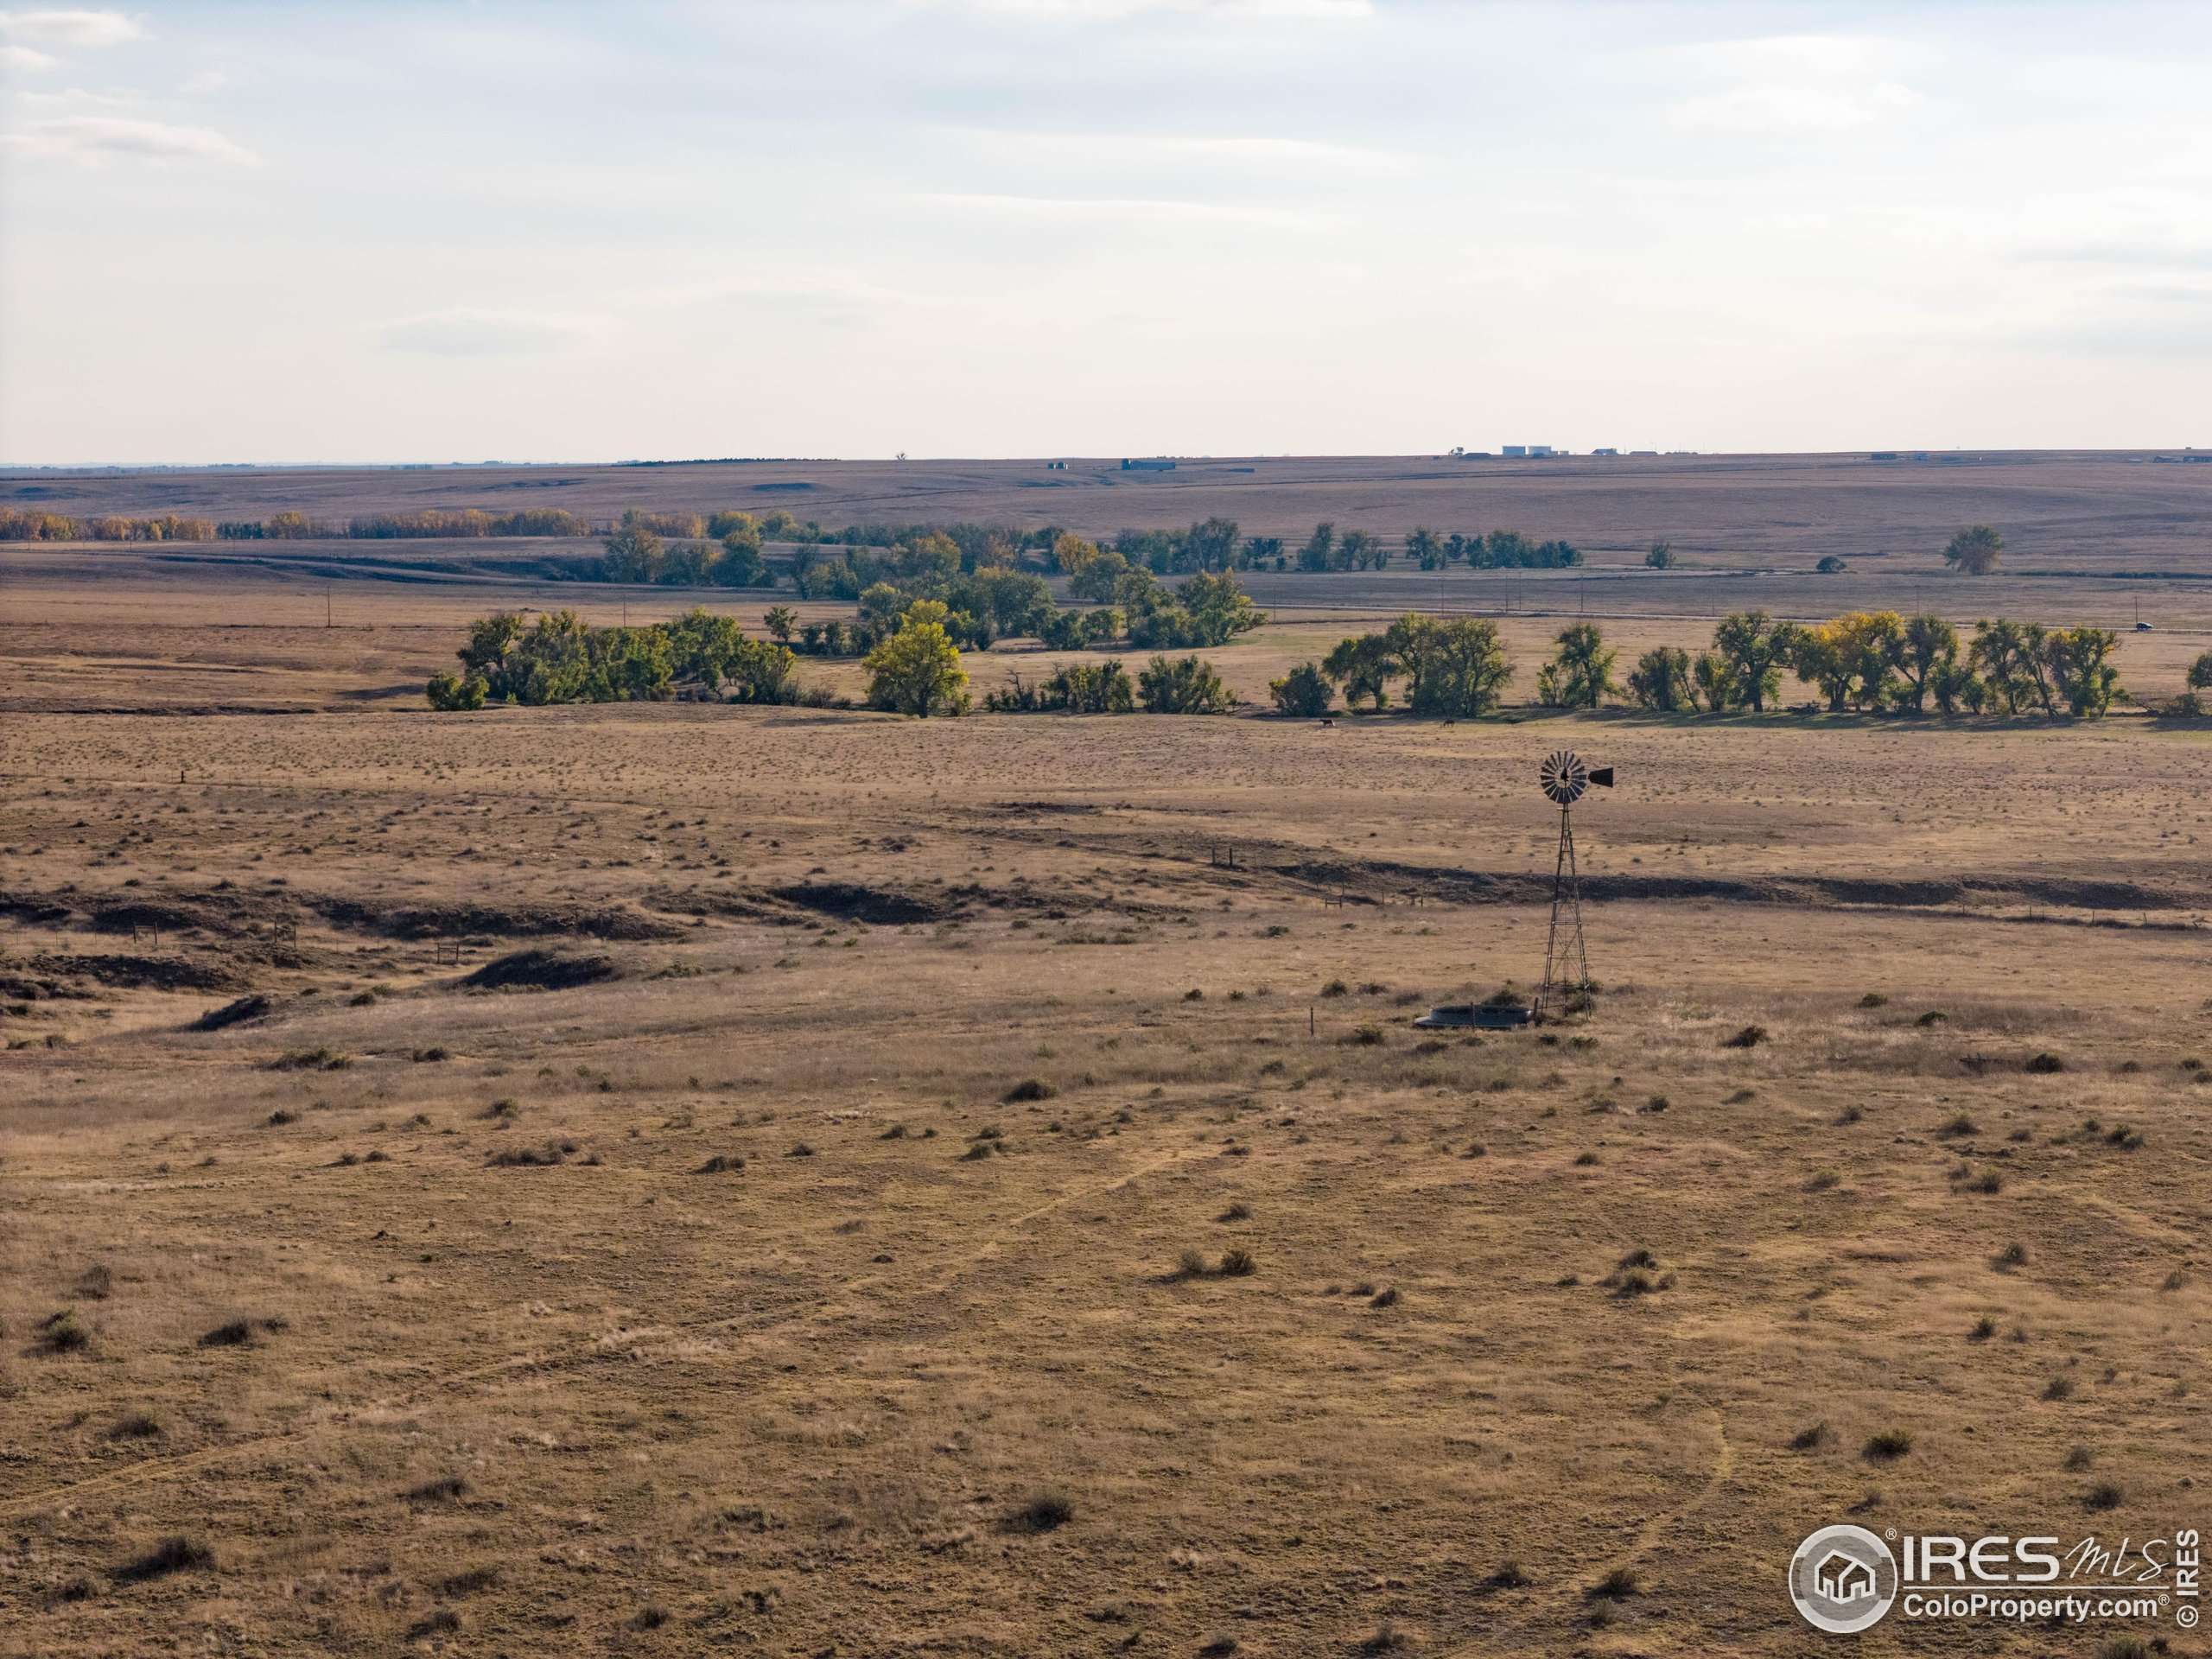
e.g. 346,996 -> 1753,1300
3,0 -> 2209,464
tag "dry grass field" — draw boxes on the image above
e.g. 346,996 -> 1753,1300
4,475 -> 2212,1656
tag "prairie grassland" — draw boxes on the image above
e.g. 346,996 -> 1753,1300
3,593 -> 2212,1656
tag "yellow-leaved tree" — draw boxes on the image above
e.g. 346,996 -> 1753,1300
863,601 -> 968,717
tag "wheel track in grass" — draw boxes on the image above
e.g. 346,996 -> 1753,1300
0,1139 -> 1211,1521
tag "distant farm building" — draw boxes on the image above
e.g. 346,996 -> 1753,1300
1122,458 -> 1176,472
1503,444 -> 1556,459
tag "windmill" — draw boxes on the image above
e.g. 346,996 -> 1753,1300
1534,748 -> 1613,1020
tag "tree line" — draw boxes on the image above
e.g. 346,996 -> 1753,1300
1272,607 -> 2134,722
0,510 -> 219,542
425,607 -> 804,710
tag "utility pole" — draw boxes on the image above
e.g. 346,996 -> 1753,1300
325,585 -> 333,629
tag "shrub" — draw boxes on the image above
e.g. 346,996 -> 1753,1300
1268,662 -> 1333,717
2085,1480 -> 2125,1511
1586,1567 -> 1640,1601
697,1154 -> 745,1173
1137,653 -> 1235,715
197,1318 -> 256,1348
1863,1428 -> 1914,1461
405,1475 -> 470,1503
1219,1248 -> 1255,1277
1722,1024 -> 1768,1049
36,1309 -> 90,1354
1012,1491 -> 1073,1532
2025,1052 -> 2066,1073
1004,1078 -> 1056,1103
1789,1420 -> 1833,1451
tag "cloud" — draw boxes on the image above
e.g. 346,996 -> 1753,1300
3,113 -> 256,163
950,127 -> 1414,172
379,308 -> 601,357
0,9 -> 144,48
1671,80 -> 1916,132
906,0 -> 1367,18
912,190 -> 1335,229
1662,32 -> 1921,133
0,41 -> 54,68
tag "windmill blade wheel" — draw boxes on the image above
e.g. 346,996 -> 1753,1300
1540,749 -> 1589,807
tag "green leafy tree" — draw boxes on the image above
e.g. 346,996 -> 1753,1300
1930,654 -> 1983,715
1626,645 -> 1694,711
863,606 -> 968,716
600,521 -> 664,582
2044,626 -> 2121,717
457,611 -> 527,700
1338,529 -> 1380,570
763,606 -> 798,643
1383,613 -> 1440,707
1047,662 -> 1135,713
1815,555 -> 1847,574
1406,527 -> 1443,570
1298,522 -> 1336,573
1068,549 -> 1130,603
1322,632 -> 1398,710
424,671 -> 487,711
1137,654 -> 1235,714
1182,517 -> 1240,572
1269,662 -> 1333,717
1968,619 -> 2037,714
715,524 -> 772,587
1888,613 -> 1958,713
1943,524 -> 2004,575
1645,541 -> 1675,569
2190,651 -> 2212,692
1408,618 -> 1512,717
1692,650 -> 1734,713
1711,611 -> 1797,711
1536,622 -> 1618,709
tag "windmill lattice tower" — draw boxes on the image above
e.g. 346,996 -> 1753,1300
1534,748 -> 1612,1020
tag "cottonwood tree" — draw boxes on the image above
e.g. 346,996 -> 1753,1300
1536,622 -> 1618,709
1323,632 -> 1398,709
1943,524 -> 2004,575
1645,541 -> 1675,569
1627,645 -> 1695,711
2044,626 -> 2122,716
1711,611 -> 1797,711
1406,527 -> 1444,570
862,602 -> 968,716
1408,618 -> 1512,717
763,606 -> 798,643
1298,522 -> 1336,572
1887,613 -> 1959,713
1269,662 -> 1333,717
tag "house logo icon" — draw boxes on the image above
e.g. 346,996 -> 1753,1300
1789,1525 -> 1898,1633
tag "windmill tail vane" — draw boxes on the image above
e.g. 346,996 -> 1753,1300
1535,749 -> 1613,1020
